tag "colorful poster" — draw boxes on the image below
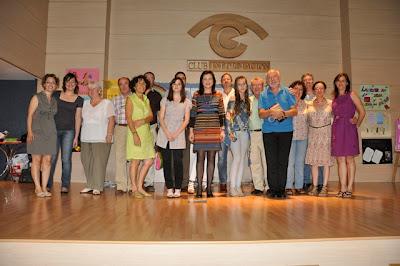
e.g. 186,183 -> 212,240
66,68 -> 99,96
360,111 -> 392,138
359,85 -> 390,111
103,79 -> 120,100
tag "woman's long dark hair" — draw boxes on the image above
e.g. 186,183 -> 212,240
333,73 -> 351,98
198,70 -> 216,95
167,77 -> 186,103
233,76 -> 250,116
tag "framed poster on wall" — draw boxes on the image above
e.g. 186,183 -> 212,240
359,84 -> 390,111
66,68 -> 99,98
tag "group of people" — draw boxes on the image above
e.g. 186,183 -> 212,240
26,68 -> 365,200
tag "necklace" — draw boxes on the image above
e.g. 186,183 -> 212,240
314,98 -> 326,104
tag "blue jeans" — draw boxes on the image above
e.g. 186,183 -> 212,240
304,164 -> 323,185
48,130 -> 74,188
286,139 -> 307,189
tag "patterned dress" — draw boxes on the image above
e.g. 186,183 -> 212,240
126,93 -> 155,160
305,99 -> 334,166
331,93 -> 359,156
189,91 -> 225,151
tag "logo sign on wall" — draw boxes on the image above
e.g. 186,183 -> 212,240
187,13 -> 270,72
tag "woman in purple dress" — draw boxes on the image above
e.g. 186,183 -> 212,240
331,73 -> 365,198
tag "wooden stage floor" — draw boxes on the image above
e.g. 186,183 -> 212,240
0,181 -> 399,242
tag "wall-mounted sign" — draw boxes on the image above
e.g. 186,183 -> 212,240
359,85 -> 390,111
188,13 -> 268,58
187,60 -> 270,72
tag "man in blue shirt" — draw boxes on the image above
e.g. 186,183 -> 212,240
259,69 -> 297,198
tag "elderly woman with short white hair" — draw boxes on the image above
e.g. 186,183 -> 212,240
80,82 -> 115,195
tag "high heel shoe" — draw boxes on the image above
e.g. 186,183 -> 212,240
195,181 -> 203,198
206,190 -> 214,198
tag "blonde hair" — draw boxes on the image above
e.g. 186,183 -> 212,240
88,82 -> 102,90
88,82 -> 102,96
251,76 -> 264,86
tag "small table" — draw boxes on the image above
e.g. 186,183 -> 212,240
0,141 -> 23,179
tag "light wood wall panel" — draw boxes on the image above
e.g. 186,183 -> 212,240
45,0 -> 107,81
0,0 -> 48,77
350,34 -> 400,61
48,1 -> 107,28
108,0 -> 343,84
113,0 -> 340,16
47,28 -> 106,54
111,12 -> 341,39
45,0 -> 109,183
347,0 -> 400,182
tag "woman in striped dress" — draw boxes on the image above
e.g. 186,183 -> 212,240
189,70 -> 225,198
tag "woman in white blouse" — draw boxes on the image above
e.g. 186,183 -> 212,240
80,83 -> 115,195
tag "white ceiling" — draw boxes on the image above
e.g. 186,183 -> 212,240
0,59 -> 36,80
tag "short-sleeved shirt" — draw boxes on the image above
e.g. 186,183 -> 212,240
156,97 -> 192,149
146,88 -> 162,125
249,95 -> 263,130
112,93 -> 131,125
53,91 -> 84,130
259,86 -> 296,133
81,99 -> 115,143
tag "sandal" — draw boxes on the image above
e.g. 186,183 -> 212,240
319,186 -> 328,197
336,191 -> 345,198
343,191 -> 353,198
308,185 -> 318,196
